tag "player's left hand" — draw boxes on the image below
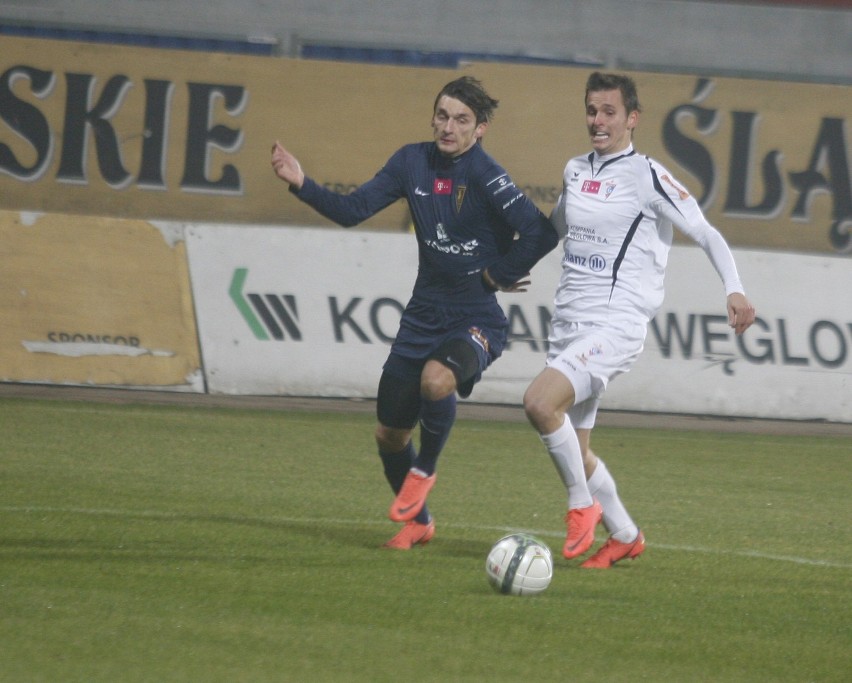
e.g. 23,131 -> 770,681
482,269 -> 531,293
500,277 -> 532,293
727,292 -> 756,336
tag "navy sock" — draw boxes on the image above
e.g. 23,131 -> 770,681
413,507 -> 432,525
379,440 -> 415,494
412,393 -> 457,476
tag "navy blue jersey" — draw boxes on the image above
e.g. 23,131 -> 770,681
292,142 -> 558,306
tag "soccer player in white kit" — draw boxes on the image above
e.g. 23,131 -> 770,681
523,72 -> 756,568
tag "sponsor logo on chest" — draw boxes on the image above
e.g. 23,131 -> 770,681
581,179 -> 601,194
434,178 -> 453,194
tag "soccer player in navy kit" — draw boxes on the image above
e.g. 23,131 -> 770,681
271,76 -> 558,549
524,72 -> 756,567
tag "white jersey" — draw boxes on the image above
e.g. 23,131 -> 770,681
550,145 -> 744,325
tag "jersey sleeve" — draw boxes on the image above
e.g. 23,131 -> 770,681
549,189 -> 569,239
481,165 -> 559,288
290,148 -> 407,227
644,159 -> 746,296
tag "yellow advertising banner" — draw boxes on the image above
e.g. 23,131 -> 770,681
0,210 -> 201,388
1,35 -> 849,254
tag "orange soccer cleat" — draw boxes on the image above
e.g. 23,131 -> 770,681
383,519 -> 436,550
581,530 -> 646,568
562,500 -> 603,559
389,470 -> 436,522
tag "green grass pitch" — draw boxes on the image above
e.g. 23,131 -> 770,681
1,396 -> 849,682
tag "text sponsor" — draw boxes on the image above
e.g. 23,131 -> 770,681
663,78 -> 851,253
46,331 -> 141,346
0,65 -> 246,193
651,313 -> 852,373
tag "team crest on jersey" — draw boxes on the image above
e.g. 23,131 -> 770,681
661,174 -> 690,200
581,180 -> 601,194
468,326 -> 490,354
455,185 -> 467,212
604,181 -> 617,200
434,178 -> 453,194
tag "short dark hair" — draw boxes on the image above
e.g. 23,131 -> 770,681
434,76 -> 499,125
585,72 -> 642,114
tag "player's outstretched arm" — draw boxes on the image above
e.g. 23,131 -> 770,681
270,141 -> 305,189
727,292 -> 756,336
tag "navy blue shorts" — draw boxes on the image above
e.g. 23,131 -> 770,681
389,297 -> 507,367
376,297 -> 507,429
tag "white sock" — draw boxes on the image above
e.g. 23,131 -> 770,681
587,458 -> 638,542
540,417 -> 593,509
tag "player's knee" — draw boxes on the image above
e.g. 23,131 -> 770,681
523,388 -> 557,433
420,361 -> 456,401
375,423 -> 410,453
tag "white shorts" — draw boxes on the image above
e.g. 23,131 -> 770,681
545,319 -> 646,429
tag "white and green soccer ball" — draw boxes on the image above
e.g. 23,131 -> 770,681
485,533 -> 553,596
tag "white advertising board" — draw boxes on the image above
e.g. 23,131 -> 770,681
185,224 -> 851,423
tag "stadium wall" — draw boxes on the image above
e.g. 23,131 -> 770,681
185,223 -> 851,423
1,35 -> 850,255
2,210 -> 849,422
1,0 -> 849,85
1,34 -> 850,422
0,210 -> 203,391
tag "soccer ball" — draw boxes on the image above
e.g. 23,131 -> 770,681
485,533 -> 553,596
